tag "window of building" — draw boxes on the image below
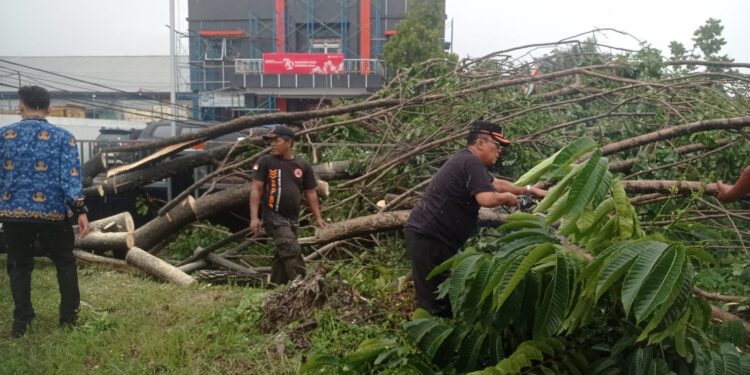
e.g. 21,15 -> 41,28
203,39 -> 225,60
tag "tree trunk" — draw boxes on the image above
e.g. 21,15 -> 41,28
621,180 -> 719,195
312,161 -> 354,180
299,208 -> 506,246
600,116 -> 750,156
84,144 -> 234,198
82,153 -> 107,187
178,259 -> 208,273
205,253 -> 260,275
676,138 -> 731,154
125,247 -> 196,286
89,212 -> 135,233
75,232 -> 134,254
133,196 -> 197,251
73,249 -> 139,273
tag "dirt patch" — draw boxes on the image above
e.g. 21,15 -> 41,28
258,267 -> 406,349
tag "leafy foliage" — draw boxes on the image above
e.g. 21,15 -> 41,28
382,0 -> 449,72
305,139 -> 750,374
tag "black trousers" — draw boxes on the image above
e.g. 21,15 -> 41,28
3,221 -> 79,325
405,230 -> 458,318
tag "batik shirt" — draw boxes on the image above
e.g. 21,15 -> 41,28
0,119 -> 86,223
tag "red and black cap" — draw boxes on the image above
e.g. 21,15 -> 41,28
469,121 -> 511,146
262,124 -> 296,140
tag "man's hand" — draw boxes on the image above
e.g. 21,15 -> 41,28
498,192 -> 518,207
716,181 -> 733,202
316,217 -> 327,229
249,217 -> 262,235
78,213 -> 90,239
530,187 -> 547,199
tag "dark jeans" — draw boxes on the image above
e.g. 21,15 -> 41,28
264,217 -> 305,285
405,229 -> 458,318
3,221 -> 79,326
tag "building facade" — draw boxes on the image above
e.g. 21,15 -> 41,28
187,0 -> 444,120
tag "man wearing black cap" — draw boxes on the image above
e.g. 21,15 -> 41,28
250,124 -> 326,285
404,121 -> 546,317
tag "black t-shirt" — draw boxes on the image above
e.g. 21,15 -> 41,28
253,155 -> 317,224
405,149 -> 495,248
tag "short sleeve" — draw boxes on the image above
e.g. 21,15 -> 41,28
302,162 -> 317,190
253,156 -> 270,182
465,159 -> 495,197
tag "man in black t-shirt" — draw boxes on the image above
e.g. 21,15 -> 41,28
405,121 -> 546,317
250,125 -> 326,285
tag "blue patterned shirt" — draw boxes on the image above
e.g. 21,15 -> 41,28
0,118 -> 86,223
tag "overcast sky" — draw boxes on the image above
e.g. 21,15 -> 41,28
1,0 -> 748,62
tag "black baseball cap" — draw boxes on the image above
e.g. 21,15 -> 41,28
262,124 -> 296,140
469,121 -> 511,146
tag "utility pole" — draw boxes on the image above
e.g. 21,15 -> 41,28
168,0 -> 177,201
450,17 -> 454,53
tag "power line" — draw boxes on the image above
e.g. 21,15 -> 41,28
2,72 -> 209,125
0,58 -> 195,113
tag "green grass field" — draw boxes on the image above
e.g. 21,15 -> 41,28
0,253 -> 407,375
0,256 -> 301,374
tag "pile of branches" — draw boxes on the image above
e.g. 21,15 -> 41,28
74,37 -> 750,325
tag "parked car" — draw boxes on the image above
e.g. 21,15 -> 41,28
137,121 -> 249,150
93,127 -> 142,165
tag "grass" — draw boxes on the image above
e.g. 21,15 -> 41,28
0,255 -> 298,374
0,247 -> 411,375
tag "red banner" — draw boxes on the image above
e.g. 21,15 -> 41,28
263,53 -> 345,75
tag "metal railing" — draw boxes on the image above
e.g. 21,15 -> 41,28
234,58 -> 384,75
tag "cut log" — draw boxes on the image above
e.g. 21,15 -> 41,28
89,212 -> 135,233
312,161 -> 354,180
73,249 -> 139,273
125,246 -> 197,286
75,231 -> 134,254
316,179 -> 329,198
133,196 -> 197,251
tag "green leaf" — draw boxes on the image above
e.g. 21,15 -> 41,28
494,243 -> 554,310
534,162 -> 587,213
632,246 -> 686,322
566,151 -> 608,218
481,249 -> 529,303
620,242 -> 670,315
428,252 -> 473,280
596,240 -> 668,301
463,257 -> 497,321
405,318 -> 442,345
533,253 -> 571,338
448,254 -> 484,312
515,149 -> 561,185
611,179 -> 635,239
457,331 -> 486,372
719,342 -> 743,375
547,137 -> 598,175
421,324 -> 454,360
